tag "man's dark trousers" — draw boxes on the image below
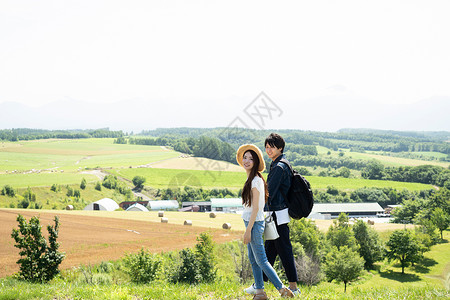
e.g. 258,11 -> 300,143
263,213 -> 298,283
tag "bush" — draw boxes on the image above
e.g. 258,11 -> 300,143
22,187 -> 36,202
11,215 -> 65,283
123,248 -> 161,283
95,182 -> 102,191
1,185 -> 16,197
171,248 -> 201,284
132,176 -> 146,189
295,253 -> 323,286
80,178 -> 87,190
171,233 -> 217,284
231,241 -> 252,283
195,233 -> 217,283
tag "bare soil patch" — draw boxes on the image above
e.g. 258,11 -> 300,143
0,209 -> 242,278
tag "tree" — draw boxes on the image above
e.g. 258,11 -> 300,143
326,213 -> 358,251
385,229 -> 422,274
195,233 -> 217,282
430,208 -> 450,240
11,215 -> 65,282
1,185 -> 16,197
323,246 -> 364,292
95,182 -> 102,191
132,176 -> 146,190
80,178 -> 87,190
290,218 -> 325,258
23,187 -> 36,202
361,160 -> 385,180
352,220 -> 384,269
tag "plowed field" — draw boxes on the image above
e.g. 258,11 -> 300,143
0,209 -> 242,278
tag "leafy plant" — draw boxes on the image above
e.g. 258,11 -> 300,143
11,214 -> 65,283
323,246 -> 364,292
123,248 -> 161,283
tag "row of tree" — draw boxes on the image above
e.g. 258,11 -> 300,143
0,128 -> 124,142
362,161 -> 450,188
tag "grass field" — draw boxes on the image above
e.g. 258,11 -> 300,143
111,167 -> 434,191
0,208 -> 448,299
0,139 -> 180,171
316,145 -> 450,168
0,172 -> 98,188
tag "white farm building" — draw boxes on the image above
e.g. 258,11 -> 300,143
309,202 -> 384,219
126,203 -> 149,212
211,198 -> 243,213
84,198 -> 119,211
147,200 -> 179,210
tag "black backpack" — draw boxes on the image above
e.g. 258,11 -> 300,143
279,158 -> 314,219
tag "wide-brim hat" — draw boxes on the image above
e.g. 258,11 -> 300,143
236,144 -> 266,172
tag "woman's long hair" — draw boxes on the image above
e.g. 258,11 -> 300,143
241,150 -> 269,207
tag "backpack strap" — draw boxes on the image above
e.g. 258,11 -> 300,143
279,158 -> 294,175
278,158 -> 294,204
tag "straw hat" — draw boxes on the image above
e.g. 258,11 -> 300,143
236,144 -> 266,172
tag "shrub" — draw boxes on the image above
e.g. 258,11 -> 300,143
1,185 -> 16,197
22,187 -> 36,202
11,214 -> 65,283
171,233 -> 217,284
170,248 -> 201,284
95,182 -> 102,191
195,233 -> 217,283
123,248 -> 161,283
295,253 -> 323,286
231,241 -> 252,283
80,178 -> 87,190
132,176 -> 146,189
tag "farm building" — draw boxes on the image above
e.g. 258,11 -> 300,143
126,203 -> 149,212
181,201 -> 211,212
308,202 -> 384,219
84,198 -> 119,211
120,201 -> 149,210
147,200 -> 179,210
211,198 -> 243,213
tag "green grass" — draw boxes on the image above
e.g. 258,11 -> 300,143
0,172 -> 98,188
1,231 -> 448,299
110,167 -> 248,191
0,139 -> 180,171
309,176 -> 434,191
110,167 -> 434,192
0,183 -> 127,210
316,145 -> 449,168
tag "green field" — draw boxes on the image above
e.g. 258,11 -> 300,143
0,215 -> 448,299
316,146 -> 450,168
111,167 -> 434,191
0,172 -> 98,188
0,139 -> 180,171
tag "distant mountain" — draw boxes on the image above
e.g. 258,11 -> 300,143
0,95 -> 449,132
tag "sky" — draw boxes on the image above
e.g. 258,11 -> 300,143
1,0 -> 449,132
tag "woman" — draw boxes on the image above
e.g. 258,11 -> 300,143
237,144 -> 294,299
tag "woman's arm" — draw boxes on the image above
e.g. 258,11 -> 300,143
243,187 -> 260,244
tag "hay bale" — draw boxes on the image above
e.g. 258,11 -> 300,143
222,223 -> 231,230
65,205 -> 74,211
161,217 -> 168,223
184,220 -> 192,226
158,211 -> 164,217
209,212 -> 217,218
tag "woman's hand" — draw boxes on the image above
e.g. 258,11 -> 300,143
243,228 -> 251,244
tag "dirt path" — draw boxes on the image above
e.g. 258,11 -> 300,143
0,209 -> 242,278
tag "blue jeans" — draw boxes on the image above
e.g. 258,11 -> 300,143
244,220 -> 283,290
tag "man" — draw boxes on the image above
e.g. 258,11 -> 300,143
245,133 -> 299,296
